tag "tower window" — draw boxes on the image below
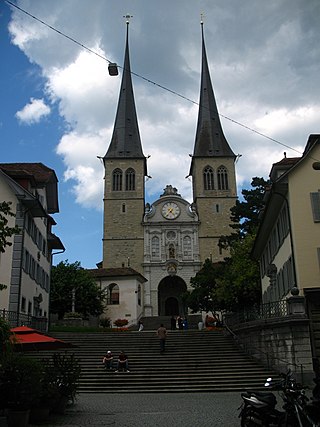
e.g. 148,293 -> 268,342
125,168 -> 135,191
183,236 -> 192,257
203,166 -> 214,190
112,168 -> 122,191
217,166 -> 228,190
122,203 -> 126,213
151,236 -> 160,258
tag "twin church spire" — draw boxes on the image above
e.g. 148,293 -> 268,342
104,21 -> 147,173
102,19 -> 237,272
192,22 -> 235,160
105,20 -> 234,172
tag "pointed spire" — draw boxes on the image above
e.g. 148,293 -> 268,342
192,22 -> 235,159
104,20 -> 145,162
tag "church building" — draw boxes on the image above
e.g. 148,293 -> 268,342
90,21 -> 237,325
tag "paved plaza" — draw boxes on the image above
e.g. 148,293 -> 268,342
33,392 -> 242,426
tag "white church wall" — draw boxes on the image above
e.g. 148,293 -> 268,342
99,276 -> 143,327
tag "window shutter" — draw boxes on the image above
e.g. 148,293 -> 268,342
310,192 -> 320,222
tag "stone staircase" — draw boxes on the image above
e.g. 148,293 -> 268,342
42,329 -> 280,393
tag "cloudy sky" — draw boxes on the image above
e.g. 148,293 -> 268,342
1,0 -> 319,268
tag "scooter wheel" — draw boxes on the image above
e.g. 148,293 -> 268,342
241,409 -> 267,427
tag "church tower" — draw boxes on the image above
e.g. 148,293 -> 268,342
102,21 -> 147,272
189,22 -> 237,263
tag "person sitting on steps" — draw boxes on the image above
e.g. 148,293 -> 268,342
102,350 -> 113,371
115,351 -> 130,372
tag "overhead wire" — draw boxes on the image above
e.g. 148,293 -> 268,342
3,0 -> 309,158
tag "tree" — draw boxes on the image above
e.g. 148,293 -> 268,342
219,177 -> 269,249
183,259 -> 224,314
214,234 -> 261,311
186,177 -> 267,313
50,261 -> 106,319
0,201 -> 20,291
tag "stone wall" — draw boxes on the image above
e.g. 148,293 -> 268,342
226,314 -> 314,385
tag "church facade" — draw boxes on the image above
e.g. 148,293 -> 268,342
91,22 -> 237,325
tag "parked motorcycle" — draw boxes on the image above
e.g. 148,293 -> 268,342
239,370 -> 320,426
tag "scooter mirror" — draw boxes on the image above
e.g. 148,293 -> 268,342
267,378 -> 272,382
265,382 -> 270,387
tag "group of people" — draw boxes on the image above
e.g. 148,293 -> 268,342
102,350 -> 129,372
102,322 -> 169,372
170,315 -> 188,330
103,315 -> 200,370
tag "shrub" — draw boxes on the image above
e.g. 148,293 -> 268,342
0,354 -> 43,409
49,352 -> 81,401
0,317 -> 12,353
100,317 -> 111,328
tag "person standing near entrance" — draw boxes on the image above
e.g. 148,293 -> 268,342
170,315 -> 176,330
157,323 -> 167,354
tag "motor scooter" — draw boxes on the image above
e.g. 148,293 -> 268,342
239,370 -> 320,426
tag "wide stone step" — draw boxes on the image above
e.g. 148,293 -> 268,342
39,330 -> 279,393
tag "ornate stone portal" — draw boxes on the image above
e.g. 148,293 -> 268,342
143,186 -> 201,316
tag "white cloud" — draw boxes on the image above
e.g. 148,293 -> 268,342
56,131 -> 106,208
15,98 -> 51,125
8,0 -> 320,211
46,47 -> 118,132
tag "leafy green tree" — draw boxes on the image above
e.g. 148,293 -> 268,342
214,234 -> 261,311
50,261 -> 106,319
186,177 -> 267,313
0,317 -> 12,354
0,201 -> 20,291
219,176 -> 269,249
184,259 -> 224,313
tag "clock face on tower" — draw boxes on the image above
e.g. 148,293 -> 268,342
161,202 -> 180,219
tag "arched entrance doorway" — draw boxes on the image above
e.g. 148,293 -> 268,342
158,276 -> 187,316
165,297 -> 179,315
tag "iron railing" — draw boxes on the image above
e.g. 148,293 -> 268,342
0,309 -> 48,332
224,299 -> 288,327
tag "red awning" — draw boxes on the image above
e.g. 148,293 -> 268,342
10,326 -> 75,351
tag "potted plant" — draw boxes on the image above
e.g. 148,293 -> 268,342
113,318 -> 129,330
0,353 -> 43,427
29,358 -> 60,424
48,352 -> 81,414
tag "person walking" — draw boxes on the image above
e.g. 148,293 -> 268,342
138,320 -> 144,331
157,323 -> 167,354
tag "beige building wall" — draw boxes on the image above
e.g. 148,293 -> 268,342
0,178 -> 17,310
261,236 -> 292,296
288,145 -> 320,291
0,181 -> 51,316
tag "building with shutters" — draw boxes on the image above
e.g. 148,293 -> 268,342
0,163 -> 64,331
252,134 -> 320,367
